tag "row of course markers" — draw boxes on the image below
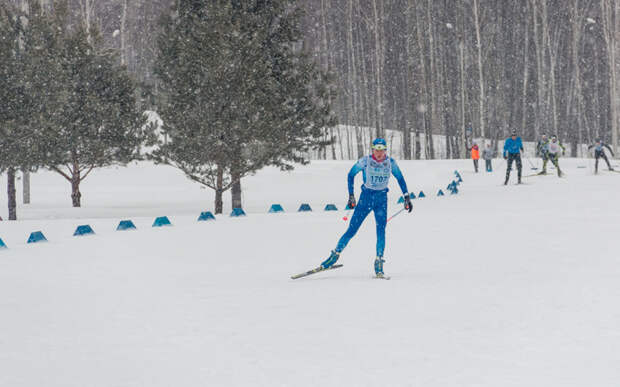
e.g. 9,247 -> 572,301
0,211 -> 220,249
1,174 -> 464,250
268,203 -> 342,213
398,170 -> 463,201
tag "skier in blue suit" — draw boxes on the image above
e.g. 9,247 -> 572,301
503,131 -> 524,185
320,138 -> 412,277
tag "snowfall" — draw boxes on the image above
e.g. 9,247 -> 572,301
1,156 -> 619,387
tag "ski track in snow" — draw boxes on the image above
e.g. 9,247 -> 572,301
1,159 -> 619,387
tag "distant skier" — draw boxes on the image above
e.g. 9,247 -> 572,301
545,135 -> 565,177
470,142 -> 480,173
481,143 -> 495,172
588,139 -> 615,174
320,138 -> 411,278
503,131 -> 524,185
536,134 -> 550,175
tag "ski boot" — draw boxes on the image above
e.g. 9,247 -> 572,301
321,250 -> 340,269
374,256 -> 386,277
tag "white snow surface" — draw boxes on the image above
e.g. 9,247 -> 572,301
1,158 -> 620,386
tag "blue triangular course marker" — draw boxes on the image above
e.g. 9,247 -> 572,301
230,208 -> 247,217
298,203 -> 312,212
73,225 -> 95,236
324,204 -> 338,211
27,231 -> 47,244
117,220 -> 136,230
152,216 -> 172,227
268,204 -> 284,213
450,187 -> 459,194
197,211 -> 216,221
409,192 -> 416,199
437,189 -> 445,196
397,196 -> 404,203
454,171 -> 463,181
0,237 -> 7,249
418,191 -> 426,198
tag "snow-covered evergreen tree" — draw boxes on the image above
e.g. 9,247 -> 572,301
37,3 -> 149,207
153,0 -> 335,214
0,2 -> 50,219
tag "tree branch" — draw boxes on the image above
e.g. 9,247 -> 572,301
50,165 -> 72,182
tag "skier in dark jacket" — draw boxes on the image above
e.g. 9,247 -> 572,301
536,134 -> 550,175
503,131 -> 524,185
588,139 -> 615,174
320,138 -> 411,278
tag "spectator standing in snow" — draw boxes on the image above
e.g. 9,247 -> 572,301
470,142 -> 480,173
319,138 -> 411,278
481,143 -> 494,172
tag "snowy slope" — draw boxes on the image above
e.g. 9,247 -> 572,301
1,158 -> 620,387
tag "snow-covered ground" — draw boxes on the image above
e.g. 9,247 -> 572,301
1,157 -> 620,386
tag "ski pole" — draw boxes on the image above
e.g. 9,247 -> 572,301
525,156 -> 538,170
342,208 -> 353,221
387,207 -> 407,223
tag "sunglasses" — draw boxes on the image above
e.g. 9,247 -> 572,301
372,145 -> 387,150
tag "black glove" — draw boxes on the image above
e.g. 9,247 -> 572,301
503,154 -> 508,160
347,194 -> 356,209
403,194 -> 412,213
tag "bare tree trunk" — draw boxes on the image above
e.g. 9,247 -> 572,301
371,0 -> 384,138
70,161 -> 81,208
120,0 -> 128,66
531,0 -> 544,137
602,0 -> 618,155
426,0 -> 435,159
79,0 -> 93,42
22,170 -> 30,204
7,168 -> 16,220
459,38 -> 466,157
569,0 -> 586,157
214,164 -> 224,214
357,8 -> 370,157
521,1 -> 530,135
616,0 -> 620,157
346,0 -> 361,160
404,0 -> 416,160
231,175 -> 242,210
541,0 -> 559,137
472,0 -> 485,139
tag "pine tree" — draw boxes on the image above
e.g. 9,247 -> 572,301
39,6 -> 149,207
153,0 -> 335,214
0,2 -> 48,220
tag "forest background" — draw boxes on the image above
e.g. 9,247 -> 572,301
5,0 -> 618,160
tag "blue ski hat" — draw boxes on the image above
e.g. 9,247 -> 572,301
372,138 -> 387,150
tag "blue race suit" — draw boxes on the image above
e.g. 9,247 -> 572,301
336,155 -> 408,257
